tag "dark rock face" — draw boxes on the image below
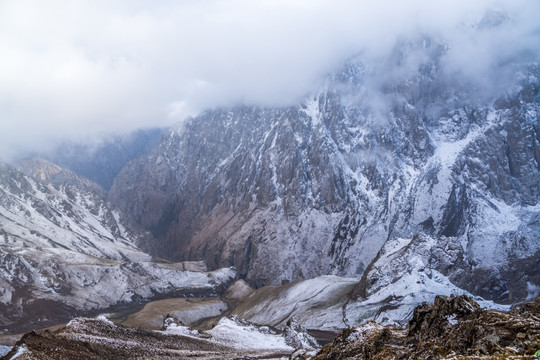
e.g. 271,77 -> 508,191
109,39 -> 540,301
407,295 -> 481,341
310,295 -> 540,360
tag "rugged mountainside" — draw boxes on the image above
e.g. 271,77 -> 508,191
109,36 -> 540,303
0,163 -> 235,333
227,234 -> 509,331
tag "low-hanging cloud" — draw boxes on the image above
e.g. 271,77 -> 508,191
0,0 -> 539,160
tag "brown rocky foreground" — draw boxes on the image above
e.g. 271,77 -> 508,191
303,295 -> 540,360
1,316 -> 292,360
2,295 -> 540,360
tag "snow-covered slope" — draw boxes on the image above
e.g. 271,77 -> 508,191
109,35 -> 540,305
230,235 -> 508,330
0,163 -> 235,332
0,162 -> 150,262
346,234 -> 511,326
232,276 -> 359,331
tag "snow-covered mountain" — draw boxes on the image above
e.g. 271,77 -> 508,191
0,162 -> 235,332
109,36 -> 540,305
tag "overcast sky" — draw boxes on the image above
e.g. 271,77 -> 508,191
0,0 -> 539,160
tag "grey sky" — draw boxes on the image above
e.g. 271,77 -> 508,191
0,0 -> 538,160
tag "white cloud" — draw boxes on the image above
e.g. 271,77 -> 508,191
0,0 -> 538,160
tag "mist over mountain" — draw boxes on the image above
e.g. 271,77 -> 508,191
1,2 -> 540,358
1,1 -> 538,160
19,128 -> 164,191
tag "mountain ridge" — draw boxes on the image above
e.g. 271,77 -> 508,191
109,38 -> 540,304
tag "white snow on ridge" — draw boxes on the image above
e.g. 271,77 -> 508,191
233,276 -> 359,331
0,346 -> 12,357
345,235 -> 509,326
7,344 -> 27,359
410,108 -> 498,227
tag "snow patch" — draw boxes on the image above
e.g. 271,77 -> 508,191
303,97 -> 321,127
526,282 -> 540,301
162,323 -> 204,338
208,267 -> 236,284
96,314 -> 114,326
9,344 -> 28,359
208,317 -> 293,351
446,314 -> 458,326
0,346 -> 12,357
235,275 -> 359,331
347,322 -> 384,343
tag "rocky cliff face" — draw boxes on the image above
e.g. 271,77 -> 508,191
109,37 -> 540,302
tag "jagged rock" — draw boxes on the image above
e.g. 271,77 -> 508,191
408,295 -> 481,341
284,319 -> 319,350
310,295 -> 540,359
162,314 -> 184,330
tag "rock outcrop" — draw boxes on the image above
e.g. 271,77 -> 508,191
307,295 -> 540,359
